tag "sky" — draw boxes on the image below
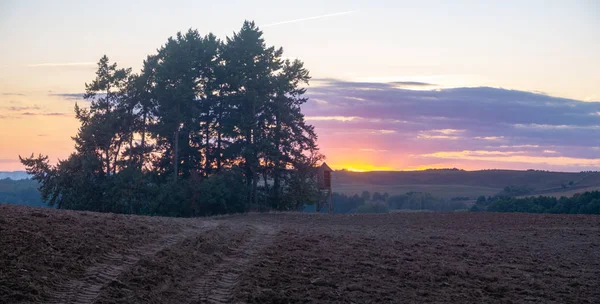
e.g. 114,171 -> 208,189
0,0 -> 599,172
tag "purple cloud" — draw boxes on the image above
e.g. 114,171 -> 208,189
304,80 -> 600,169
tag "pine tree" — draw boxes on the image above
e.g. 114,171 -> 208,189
222,21 -> 283,207
83,55 -> 131,176
152,30 -> 219,180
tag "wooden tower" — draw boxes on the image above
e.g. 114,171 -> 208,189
316,162 -> 334,213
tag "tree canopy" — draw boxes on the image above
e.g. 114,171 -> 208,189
21,21 -> 324,216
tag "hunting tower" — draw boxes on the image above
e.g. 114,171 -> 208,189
316,163 -> 333,213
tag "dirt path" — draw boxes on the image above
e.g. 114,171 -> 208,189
189,224 -> 277,304
46,221 -> 217,304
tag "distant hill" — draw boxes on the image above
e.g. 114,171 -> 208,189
0,178 -> 46,208
332,169 -> 600,199
0,171 -> 29,180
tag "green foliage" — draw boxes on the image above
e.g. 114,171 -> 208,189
360,190 -> 371,201
387,192 -> 467,211
320,190 -> 465,214
498,185 -> 535,197
355,202 -> 389,214
473,191 -> 600,214
194,168 -> 248,216
372,191 -> 387,202
20,21 -> 321,217
329,193 -> 366,213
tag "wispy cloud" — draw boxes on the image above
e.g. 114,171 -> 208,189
305,116 -> 360,122
417,134 -> 459,140
1,92 -> 26,96
21,112 -> 70,117
514,123 -> 600,130
50,93 -> 86,100
263,11 -> 355,27
390,81 -> 436,86
0,159 -> 21,164
359,148 -> 388,152
26,62 -> 96,68
312,98 -> 329,105
432,129 -> 463,135
49,92 -> 104,101
475,136 -> 504,141
497,145 -> 540,149
417,129 -> 463,140
6,105 -> 41,111
420,150 -> 600,167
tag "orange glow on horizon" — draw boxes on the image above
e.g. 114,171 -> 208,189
330,162 -> 393,172
339,165 -> 454,172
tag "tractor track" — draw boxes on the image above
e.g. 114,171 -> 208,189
45,221 -> 217,304
188,224 -> 277,304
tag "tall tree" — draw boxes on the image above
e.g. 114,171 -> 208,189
83,55 -> 131,176
152,30 -> 219,181
120,55 -> 158,170
222,21 -> 283,206
266,59 -> 315,208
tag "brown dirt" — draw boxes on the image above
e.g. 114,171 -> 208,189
0,204 -> 207,303
235,213 -> 600,303
2,205 -> 600,304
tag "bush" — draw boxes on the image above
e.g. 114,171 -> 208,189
355,202 -> 389,214
331,193 -> 365,214
193,169 -> 248,216
498,185 -> 535,197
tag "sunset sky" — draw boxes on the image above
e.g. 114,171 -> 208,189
1,0 -> 599,172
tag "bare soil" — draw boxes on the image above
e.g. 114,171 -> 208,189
1,204 -> 599,303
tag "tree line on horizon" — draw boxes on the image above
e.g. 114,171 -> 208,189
20,21 -> 324,217
471,191 -> 600,214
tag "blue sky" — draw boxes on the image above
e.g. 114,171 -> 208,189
0,0 -> 598,171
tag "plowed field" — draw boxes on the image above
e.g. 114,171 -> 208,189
1,204 -> 599,303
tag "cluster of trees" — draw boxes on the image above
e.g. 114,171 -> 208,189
304,191 -> 389,214
21,21 -> 324,217
0,179 -> 46,208
387,192 -> 468,212
332,191 -> 390,213
471,191 -> 600,214
496,185 -> 535,197
305,190 -> 468,214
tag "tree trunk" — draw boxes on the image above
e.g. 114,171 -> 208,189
105,85 -> 111,176
173,102 -> 180,182
140,111 -> 147,168
252,174 -> 258,209
216,104 -> 223,171
204,120 -> 211,176
113,139 -> 122,174
173,128 -> 179,181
